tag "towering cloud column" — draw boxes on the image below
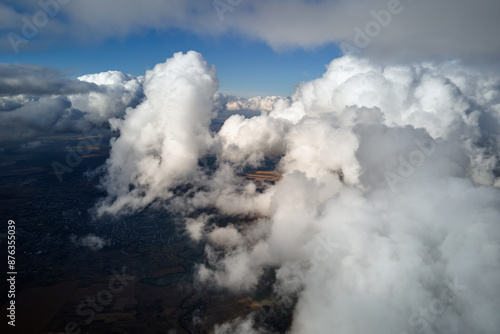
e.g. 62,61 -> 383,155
97,51 -> 219,215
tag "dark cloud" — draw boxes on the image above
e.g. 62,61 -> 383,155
0,66 -> 143,141
0,64 -> 103,96
0,96 -> 76,140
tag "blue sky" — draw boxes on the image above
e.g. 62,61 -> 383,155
1,28 -> 341,97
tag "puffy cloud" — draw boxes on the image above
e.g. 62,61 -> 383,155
279,116 -> 360,184
217,114 -> 288,166
96,51 -> 219,215
0,65 -> 143,141
270,55 -> 500,186
71,234 -> 107,251
0,96 -> 78,140
94,52 -> 500,333
70,70 -> 144,124
208,225 -> 243,248
185,214 -> 211,243
213,315 -> 262,334
285,178 -> 500,334
0,95 -> 32,112
203,119 -> 500,332
225,96 -> 282,113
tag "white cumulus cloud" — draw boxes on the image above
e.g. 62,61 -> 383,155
94,52 -> 500,334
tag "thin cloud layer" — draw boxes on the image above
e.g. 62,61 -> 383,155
0,64 -> 102,96
70,234 -> 107,251
3,0 -> 500,61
